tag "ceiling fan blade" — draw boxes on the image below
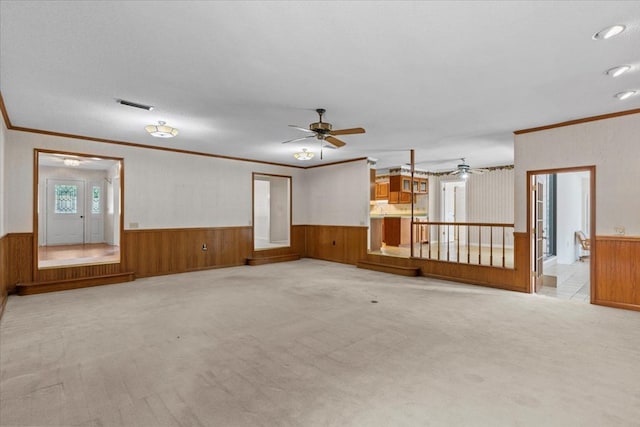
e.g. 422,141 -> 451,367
470,169 -> 489,174
449,169 -> 461,175
281,135 -> 315,144
322,143 -> 337,149
325,136 -> 346,148
330,127 -> 365,136
288,125 -> 314,133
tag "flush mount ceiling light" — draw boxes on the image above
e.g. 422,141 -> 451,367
606,65 -> 632,77
63,158 -> 80,167
592,24 -> 626,40
293,148 -> 314,161
614,90 -> 637,100
145,121 -> 178,138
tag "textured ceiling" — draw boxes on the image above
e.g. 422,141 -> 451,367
1,1 -> 639,170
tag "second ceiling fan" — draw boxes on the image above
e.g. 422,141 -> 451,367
281,108 -> 365,150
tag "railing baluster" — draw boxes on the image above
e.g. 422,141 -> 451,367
467,224 -> 471,264
478,227 -> 482,265
437,224 -> 441,261
502,227 -> 506,268
446,224 -> 450,261
404,222 -> 513,269
490,226 -> 493,266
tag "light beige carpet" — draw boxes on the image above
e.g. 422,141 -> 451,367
1,259 -> 639,426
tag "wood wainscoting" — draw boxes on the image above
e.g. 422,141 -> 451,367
594,235 -> 640,311
305,225 -> 368,265
2,233 -> 34,295
123,226 -> 253,277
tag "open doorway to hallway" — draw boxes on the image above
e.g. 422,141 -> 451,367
530,167 -> 594,302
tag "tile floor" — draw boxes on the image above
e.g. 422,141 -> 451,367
537,259 -> 590,302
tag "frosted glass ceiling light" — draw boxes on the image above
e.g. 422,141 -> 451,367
614,90 -> 637,100
606,65 -> 631,77
145,121 -> 179,138
592,25 -> 625,40
293,148 -> 314,161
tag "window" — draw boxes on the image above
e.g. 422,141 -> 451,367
92,185 -> 101,214
54,184 -> 78,214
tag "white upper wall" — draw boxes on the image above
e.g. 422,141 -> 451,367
514,113 -> 640,235
429,168 -> 514,223
303,160 -> 370,226
0,113 -> 6,237
4,130 -> 368,232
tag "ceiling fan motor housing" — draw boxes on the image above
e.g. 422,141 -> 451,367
310,121 -> 332,134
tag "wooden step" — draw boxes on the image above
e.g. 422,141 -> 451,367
356,260 -> 420,277
16,272 -> 136,295
246,254 -> 301,266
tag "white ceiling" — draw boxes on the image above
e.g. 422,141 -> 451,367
1,1 -> 639,171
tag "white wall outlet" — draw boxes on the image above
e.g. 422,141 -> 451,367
129,222 -> 139,229
614,226 -> 625,235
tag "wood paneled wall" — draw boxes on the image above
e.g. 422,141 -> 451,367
594,236 -> 640,311
2,233 -> 33,293
0,234 -> 7,318
123,226 -> 253,277
305,225 -> 368,265
5,226 -> 638,313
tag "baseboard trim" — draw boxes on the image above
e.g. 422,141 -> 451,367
0,294 -> 7,321
247,254 -> 301,266
16,272 -> 135,295
357,260 -> 420,277
593,299 -> 640,312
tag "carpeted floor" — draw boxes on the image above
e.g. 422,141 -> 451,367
1,259 -> 639,426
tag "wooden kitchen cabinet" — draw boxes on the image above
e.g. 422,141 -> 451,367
375,182 -> 389,200
388,175 -> 428,203
383,217 -> 412,247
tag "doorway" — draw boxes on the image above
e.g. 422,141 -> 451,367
36,150 -> 123,269
529,167 -> 594,302
253,173 -> 291,250
441,180 -> 466,242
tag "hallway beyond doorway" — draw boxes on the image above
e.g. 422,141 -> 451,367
537,260 -> 590,302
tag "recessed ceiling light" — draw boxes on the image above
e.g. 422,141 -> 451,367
606,65 -> 631,77
614,90 -> 637,100
592,25 -> 626,40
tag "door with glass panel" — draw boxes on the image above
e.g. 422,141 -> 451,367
46,179 -> 85,245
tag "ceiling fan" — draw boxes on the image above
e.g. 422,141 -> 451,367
281,108 -> 365,158
449,158 -> 488,178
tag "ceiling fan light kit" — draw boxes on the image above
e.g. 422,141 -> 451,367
448,158 -> 488,179
293,148 -> 314,161
145,121 -> 179,138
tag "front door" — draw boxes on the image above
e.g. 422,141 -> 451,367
46,179 -> 85,245
533,180 -> 544,292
